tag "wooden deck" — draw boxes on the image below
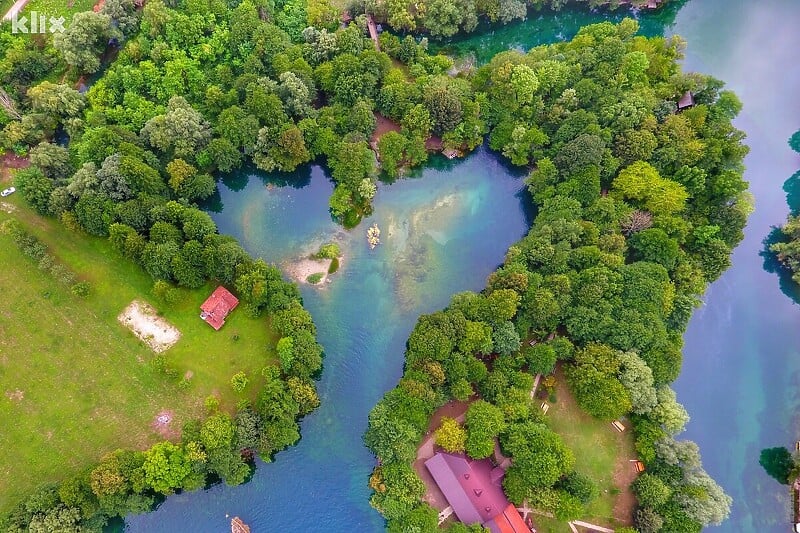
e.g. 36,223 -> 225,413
231,517 -> 250,533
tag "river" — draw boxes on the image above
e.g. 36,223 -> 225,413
126,1 -> 800,531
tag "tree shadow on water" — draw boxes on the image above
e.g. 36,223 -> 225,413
760,221 -> 800,306
762,169 -> 800,305
783,169 -> 800,216
254,164 -> 314,189
217,163 -> 315,193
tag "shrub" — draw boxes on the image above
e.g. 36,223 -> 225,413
50,264 -> 76,285
152,280 -> 170,301
165,287 -> 183,305
230,371 -> 248,392
328,257 -> 340,274
205,395 -> 220,413
71,281 -> 90,297
149,354 -> 167,373
153,280 -> 183,305
434,417 -> 467,453
307,273 -> 324,284
314,242 -> 341,259
60,211 -> 82,232
38,254 -> 55,271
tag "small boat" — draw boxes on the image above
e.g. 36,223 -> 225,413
367,223 -> 381,249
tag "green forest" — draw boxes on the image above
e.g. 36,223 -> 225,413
1,0 -> 332,529
770,130 -> 800,281
359,0 -> 672,37
364,19 -> 749,533
0,0 -> 745,529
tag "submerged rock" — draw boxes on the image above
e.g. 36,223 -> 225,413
367,223 -> 381,249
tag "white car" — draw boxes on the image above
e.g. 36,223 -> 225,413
1,187 -> 15,197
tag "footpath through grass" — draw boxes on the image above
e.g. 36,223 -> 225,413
0,195 -> 277,512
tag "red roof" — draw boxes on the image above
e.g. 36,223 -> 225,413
425,452 -> 525,530
485,504 -> 529,533
200,286 -> 239,330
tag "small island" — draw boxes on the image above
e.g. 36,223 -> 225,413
285,242 -> 344,286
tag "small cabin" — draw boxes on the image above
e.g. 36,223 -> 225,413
200,286 -> 239,330
677,91 -> 696,111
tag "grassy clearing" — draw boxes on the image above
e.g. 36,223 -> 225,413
536,368 -> 637,532
21,0 -> 97,22
0,195 -> 277,512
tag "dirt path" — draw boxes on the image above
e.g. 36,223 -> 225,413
612,452 -> 639,525
370,112 -> 401,145
1,153 -> 29,183
411,400 -> 472,513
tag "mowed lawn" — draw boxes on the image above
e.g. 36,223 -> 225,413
537,368 -> 638,531
20,0 -> 97,22
0,195 -> 278,512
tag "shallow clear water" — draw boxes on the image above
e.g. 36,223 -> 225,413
127,149 -> 531,532
430,0 -> 687,62
126,2 -> 800,531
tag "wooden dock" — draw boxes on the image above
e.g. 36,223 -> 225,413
231,517 -> 251,533
366,14 -> 380,51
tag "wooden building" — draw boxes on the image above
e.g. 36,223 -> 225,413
200,286 -> 239,330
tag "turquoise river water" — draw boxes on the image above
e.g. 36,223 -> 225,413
127,1 -> 800,531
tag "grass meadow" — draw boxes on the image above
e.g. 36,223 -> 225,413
537,368 -> 638,531
0,193 -> 278,512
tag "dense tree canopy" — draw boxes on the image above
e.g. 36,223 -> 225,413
759,447 -> 795,485
366,18 -> 744,532
363,0 -> 674,37
0,3 -> 741,529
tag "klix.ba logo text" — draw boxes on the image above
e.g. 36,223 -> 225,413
11,11 -> 66,33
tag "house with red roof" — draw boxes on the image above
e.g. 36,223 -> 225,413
200,286 -> 239,330
424,452 -> 530,533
